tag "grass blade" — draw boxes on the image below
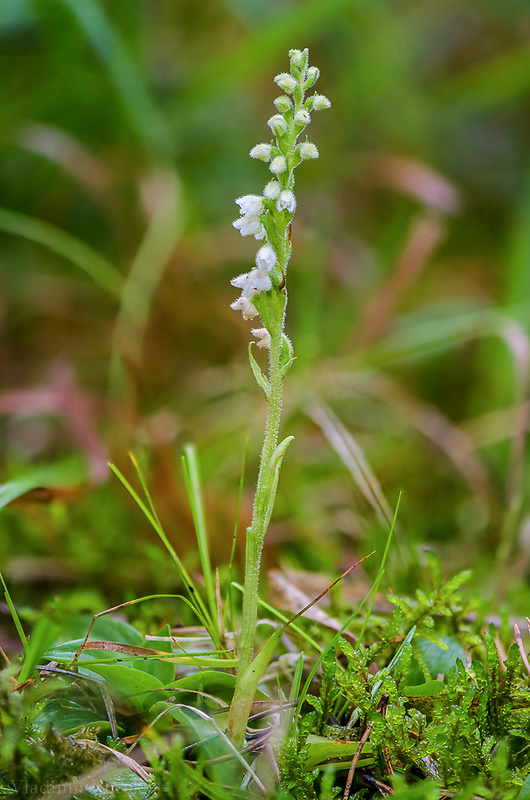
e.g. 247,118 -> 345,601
182,444 -> 218,640
109,460 -> 214,635
58,0 -> 172,158
0,207 -> 124,300
0,569 -> 29,658
356,492 -> 401,648
224,440 -> 248,636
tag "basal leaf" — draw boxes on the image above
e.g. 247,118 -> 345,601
304,734 -> 374,770
82,663 -> 164,712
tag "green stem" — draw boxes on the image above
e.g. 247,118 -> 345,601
227,324 -> 284,745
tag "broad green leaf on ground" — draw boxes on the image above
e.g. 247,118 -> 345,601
0,457 -> 88,510
80,662 -> 165,712
304,734 -> 374,770
37,698 -> 113,736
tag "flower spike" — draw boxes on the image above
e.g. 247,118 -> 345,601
230,47 -> 330,325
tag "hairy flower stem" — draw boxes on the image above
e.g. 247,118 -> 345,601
227,319 -> 284,746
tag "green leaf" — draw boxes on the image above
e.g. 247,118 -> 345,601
402,680 -> 445,698
37,698 -> 112,735
519,774 -> 530,800
280,333 -> 295,377
261,435 -> 294,538
81,663 -> 165,712
417,636 -> 466,678
86,616 -> 145,646
248,341 -> 271,401
0,456 -> 88,510
304,734 -> 374,770
165,670 -> 237,704
136,624 -> 176,685
19,619 -> 59,683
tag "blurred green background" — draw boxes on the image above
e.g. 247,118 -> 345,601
2,0 -> 530,620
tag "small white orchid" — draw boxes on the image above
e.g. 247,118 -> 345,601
313,94 -> 331,110
255,245 -> 277,271
274,95 -> 292,113
304,66 -> 320,87
227,47 -> 330,748
276,190 -> 296,213
249,143 -> 272,161
294,109 -> 310,127
230,49 -> 330,328
251,328 -> 271,349
231,270 -> 272,297
268,114 -> 288,136
230,295 -> 258,319
269,155 -> 287,175
232,216 -> 265,239
263,181 -> 281,200
288,49 -> 304,69
299,141 -> 319,160
235,194 -> 263,216
274,72 -> 298,93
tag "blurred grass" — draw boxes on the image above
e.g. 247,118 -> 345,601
1,0 -> 530,620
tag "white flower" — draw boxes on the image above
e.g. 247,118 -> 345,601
276,189 -> 296,213
294,109 -> 310,127
233,216 -> 266,239
251,328 -> 271,349
231,272 -> 251,289
230,296 -> 258,320
269,155 -> 287,174
249,143 -> 272,161
274,72 -> 298,94
263,180 -> 281,200
274,95 -> 292,113
268,114 -> 288,136
299,141 -> 319,160
231,269 -> 272,297
235,194 -> 263,216
245,269 -> 272,296
255,245 -> 277,271
313,94 -> 331,110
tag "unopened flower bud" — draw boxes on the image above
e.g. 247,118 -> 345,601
255,245 -> 277,271
274,95 -> 292,113
274,72 -> 298,94
263,180 -> 281,200
268,114 -> 288,136
249,143 -> 272,161
304,66 -> 320,88
269,155 -> 287,175
288,49 -> 304,69
299,141 -> 319,160
294,109 -> 310,127
313,94 -> 331,110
